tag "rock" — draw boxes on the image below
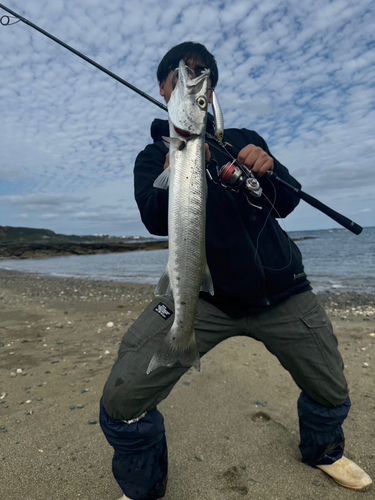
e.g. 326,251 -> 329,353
106,322 -> 114,328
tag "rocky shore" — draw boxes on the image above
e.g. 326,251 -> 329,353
0,268 -> 374,500
0,239 -> 168,260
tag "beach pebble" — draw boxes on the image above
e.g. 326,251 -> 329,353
0,392 -> 7,400
104,350 -> 110,355
194,454 -> 204,461
10,372 -> 17,378
363,362 -> 370,368
106,322 -> 114,328
88,419 -> 97,425
370,333 -> 375,337
16,368 -> 23,374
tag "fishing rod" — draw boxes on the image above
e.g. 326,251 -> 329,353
0,4 -> 363,235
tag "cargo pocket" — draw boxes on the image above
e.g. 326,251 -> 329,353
119,297 -> 175,354
300,302 -> 342,376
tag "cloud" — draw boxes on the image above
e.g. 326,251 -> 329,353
0,0 -> 374,235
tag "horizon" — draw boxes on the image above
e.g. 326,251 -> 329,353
2,223 -> 374,239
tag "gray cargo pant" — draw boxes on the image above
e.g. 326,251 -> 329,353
100,291 -> 350,498
103,290 -> 348,421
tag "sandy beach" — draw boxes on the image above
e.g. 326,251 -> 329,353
0,268 -> 374,500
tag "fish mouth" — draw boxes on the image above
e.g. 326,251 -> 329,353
174,126 -> 195,139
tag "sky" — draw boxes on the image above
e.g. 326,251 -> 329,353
0,0 -> 374,237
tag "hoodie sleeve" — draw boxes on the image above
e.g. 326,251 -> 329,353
134,141 -> 169,236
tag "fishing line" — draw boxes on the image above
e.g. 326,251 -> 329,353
252,177 -> 293,272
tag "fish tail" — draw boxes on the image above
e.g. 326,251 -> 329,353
146,329 -> 200,374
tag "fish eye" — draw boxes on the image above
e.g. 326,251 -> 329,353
197,96 -> 207,109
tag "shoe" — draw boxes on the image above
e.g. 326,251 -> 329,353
317,456 -> 373,491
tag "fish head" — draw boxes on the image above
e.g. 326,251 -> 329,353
168,59 -> 210,139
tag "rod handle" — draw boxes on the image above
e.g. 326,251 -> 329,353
264,171 -> 363,235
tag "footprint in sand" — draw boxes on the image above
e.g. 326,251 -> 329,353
251,411 -> 271,422
220,465 -> 255,496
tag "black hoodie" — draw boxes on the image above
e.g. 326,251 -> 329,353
134,116 -> 311,317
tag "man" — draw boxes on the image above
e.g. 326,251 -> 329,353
100,42 -> 372,500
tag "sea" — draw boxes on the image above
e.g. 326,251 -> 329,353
0,227 -> 374,295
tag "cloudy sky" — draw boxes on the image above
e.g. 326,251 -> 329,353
1,0 -> 374,237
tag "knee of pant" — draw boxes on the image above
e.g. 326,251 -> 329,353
102,378 -> 143,421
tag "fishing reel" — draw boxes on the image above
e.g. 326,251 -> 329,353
219,161 -> 262,197
204,133 -> 263,198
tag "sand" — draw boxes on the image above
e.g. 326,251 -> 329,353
0,268 -> 374,500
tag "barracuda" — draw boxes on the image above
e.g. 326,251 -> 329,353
147,60 -> 214,374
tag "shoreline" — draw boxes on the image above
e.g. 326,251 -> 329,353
0,267 -> 374,307
0,236 -> 316,261
0,239 -> 169,260
1,268 -> 374,500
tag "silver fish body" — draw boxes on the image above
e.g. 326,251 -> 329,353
147,60 -> 214,374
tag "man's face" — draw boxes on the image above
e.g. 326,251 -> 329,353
159,59 -> 213,103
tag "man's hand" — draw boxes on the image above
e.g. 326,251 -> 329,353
164,144 -> 211,170
237,145 -> 274,177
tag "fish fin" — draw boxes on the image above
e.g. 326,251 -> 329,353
155,266 -> 173,297
200,263 -> 214,295
153,168 -> 170,190
146,329 -> 200,374
162,136 -> 185,150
